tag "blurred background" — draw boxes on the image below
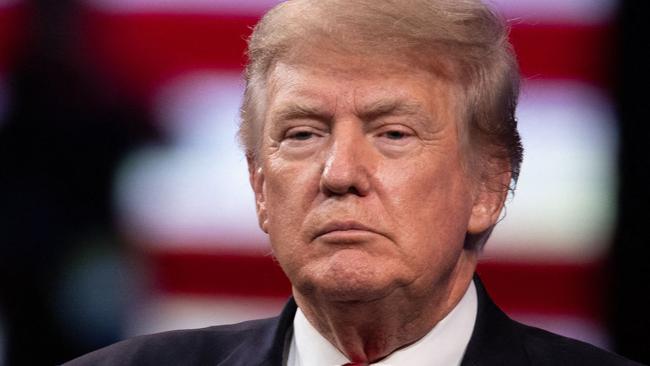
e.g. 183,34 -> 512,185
0,0 -> 648,364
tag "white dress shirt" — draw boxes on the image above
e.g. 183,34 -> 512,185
286,281 -> 478,366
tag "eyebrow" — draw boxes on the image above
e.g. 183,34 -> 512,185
357,99 -> 426,121
270,104 -> 334,124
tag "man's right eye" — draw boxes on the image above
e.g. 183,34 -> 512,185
287,131 -> 314,141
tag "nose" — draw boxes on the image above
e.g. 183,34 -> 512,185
320,123 -> 372,197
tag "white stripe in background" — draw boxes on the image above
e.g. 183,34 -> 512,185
488,80 -> 618,262
81,0 -> 282,15
511,312 -> 610,350
114,72 -> 267,250
125,295 -> 286,337
487,0 -> 618,23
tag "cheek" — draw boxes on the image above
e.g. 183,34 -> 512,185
381,157 -> 473,248
263,158 -> 322,235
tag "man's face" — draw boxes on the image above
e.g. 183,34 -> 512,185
250,52 -> 494,303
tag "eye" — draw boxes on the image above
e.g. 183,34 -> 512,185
383,130 -> 407,140
288,130 -> 315,141
374,125 -> 416,153
377,127 -> 413,141
282,126 -> 326,144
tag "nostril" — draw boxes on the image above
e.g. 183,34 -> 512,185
346,186 -> 362,196
322,184 -> 362,197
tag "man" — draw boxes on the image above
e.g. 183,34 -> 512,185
66,0 -> 642,365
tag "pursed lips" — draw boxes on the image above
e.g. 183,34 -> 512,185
314,221 -> 382,240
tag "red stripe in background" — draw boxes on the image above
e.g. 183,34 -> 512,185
150,250 -> 292,298
476,260 -> 608,320
79,9 -> 615,102
80,10 -> 259,101
510,23 -> 615,87
148,249 -> 608,321
0,3 -> 30,73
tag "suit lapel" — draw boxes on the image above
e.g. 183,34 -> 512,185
218,298 -> 297,366
461,275 -> 530,366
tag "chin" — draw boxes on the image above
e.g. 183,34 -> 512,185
295,254 -> 403,303
314,282 -> 395,303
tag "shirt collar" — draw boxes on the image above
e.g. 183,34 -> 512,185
288,281 -> 478,366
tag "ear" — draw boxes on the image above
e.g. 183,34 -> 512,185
467,170 -> 512,235
247,155 -> 269,233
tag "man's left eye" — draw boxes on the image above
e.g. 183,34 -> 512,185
383,130 -> 407,140
289,131 -> 314,140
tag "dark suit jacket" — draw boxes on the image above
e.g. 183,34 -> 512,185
64,277 -> 644,365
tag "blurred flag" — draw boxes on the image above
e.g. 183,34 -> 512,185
72,0 -> 619,349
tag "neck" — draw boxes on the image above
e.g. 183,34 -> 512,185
293,251 -> 477,363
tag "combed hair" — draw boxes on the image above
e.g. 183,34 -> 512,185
239,0 -> 523,187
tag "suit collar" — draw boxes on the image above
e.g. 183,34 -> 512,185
264,297 -> 298,365
217,297 -> 297,366
461,274 -> 530,366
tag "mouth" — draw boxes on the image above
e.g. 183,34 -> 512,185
314,221 -> 380,240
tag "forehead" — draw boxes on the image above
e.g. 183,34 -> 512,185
264,52 -> 463,121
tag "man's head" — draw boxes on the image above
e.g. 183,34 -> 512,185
240,0 -> 522,304
241,0 -> 522,186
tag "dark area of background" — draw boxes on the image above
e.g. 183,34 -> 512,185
0,1 -> 160,364
610,0 -> 650,363
0,0 -> 648,365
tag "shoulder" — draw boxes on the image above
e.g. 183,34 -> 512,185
466,276 -> 644,366
63,317 -> 278,366
512,321 -> 644,366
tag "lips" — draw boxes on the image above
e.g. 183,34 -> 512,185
314,221 -> 379,239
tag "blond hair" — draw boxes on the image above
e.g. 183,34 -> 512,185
239,0 -> 522,185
